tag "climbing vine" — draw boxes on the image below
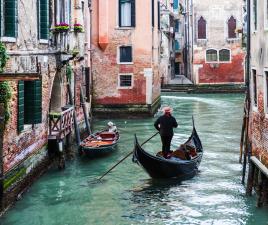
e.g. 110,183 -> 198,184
0,42 -> 11,124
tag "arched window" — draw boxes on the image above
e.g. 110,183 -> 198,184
228,16 -> 236,38
206,49 -> 218,62
219,49 -> 231,62
198,16 -> 206,39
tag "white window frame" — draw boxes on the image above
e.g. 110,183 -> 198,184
118,73 -> 133,89
205,48 -> 218,63
218,48 -> 232,63
264,69 -> 268,116
55,0 -> 71,24
264,0 -> 268,30
251,67 -> 258,112
117,45 -> 133,64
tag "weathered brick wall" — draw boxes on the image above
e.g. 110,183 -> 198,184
91,0 -> 161,111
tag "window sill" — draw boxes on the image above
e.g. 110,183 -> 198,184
115,27 -> 135,30
118,62 -> 134,65
117,86 -> 133,89
0,37 -> 16,43
39,39 -> 49,44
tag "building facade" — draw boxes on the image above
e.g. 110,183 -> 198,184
248,0 -> 268,176
0,0 -> 89,210
91,0 -> 161,117
192,0 -> 245,85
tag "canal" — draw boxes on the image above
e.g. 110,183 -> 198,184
1,93 -> 268,225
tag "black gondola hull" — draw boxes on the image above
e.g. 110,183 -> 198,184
133,121 -> 203,180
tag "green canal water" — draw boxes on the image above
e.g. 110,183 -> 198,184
1,93 -> 268,225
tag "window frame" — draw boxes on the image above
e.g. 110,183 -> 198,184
227,16 -> 237,39
264,69 -> 268,116
252,0 -> 258,32
251,68 -> 258,111
197,16 -> 207,40
264,0 -> 268,30
0,0 -> 18,40
118,73 -> 133,89
117,45 -> 133,64
55,0 -> 71,25
219,48 -> 231,63
118,0 -> 135,28
205,49 -> 218,63
38,0 -> 49,42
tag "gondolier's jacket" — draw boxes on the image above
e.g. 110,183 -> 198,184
154,115 -> 178,136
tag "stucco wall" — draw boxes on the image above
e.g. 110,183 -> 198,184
192,0 -> 245,84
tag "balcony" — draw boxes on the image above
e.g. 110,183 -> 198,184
53,32 -> 70,53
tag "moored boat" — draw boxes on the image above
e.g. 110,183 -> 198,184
133,120 -> 203,180
79,130 -> 120,157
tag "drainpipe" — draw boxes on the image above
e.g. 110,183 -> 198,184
183,0 -> 188,78
0,103 -> 5,205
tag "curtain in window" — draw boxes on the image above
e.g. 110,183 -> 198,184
228,16 -> 236,39
121,1 -> 131,26
198,17 -> 206,39
206,49 -> 217,62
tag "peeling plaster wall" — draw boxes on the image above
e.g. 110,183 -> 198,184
91,0 -> 161,114
249,0 -> 268,167
192,0 -> 245,84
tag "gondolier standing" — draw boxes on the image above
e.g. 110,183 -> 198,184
154,106 -> 178,159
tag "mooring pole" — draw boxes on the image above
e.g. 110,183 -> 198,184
0,103 -> 5,206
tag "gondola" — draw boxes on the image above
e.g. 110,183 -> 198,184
133,120 -> 203,180
79,130 -> 120,157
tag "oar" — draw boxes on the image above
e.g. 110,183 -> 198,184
98,131 -> 159,181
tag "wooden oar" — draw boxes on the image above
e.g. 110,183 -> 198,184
98,131 -> 159,181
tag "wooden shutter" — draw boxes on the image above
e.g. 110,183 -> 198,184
131,0 -> 135,27
198,17 -> 206,39
119,0 -> 122,27
152,0 -> 154,27
228,16 -> 236,38
17,81 -> 24,132
0,0 -> 2,36
157,1 -> 160,30
4,0 -> 18,37
39,0 -> 49,39
24,80 -> 42,124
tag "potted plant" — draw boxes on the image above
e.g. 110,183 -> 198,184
54,23 -> 70,33
73,23 -> 83,33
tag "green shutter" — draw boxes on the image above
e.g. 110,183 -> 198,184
0,0 -> 2,36
24,80 -> 42,124
4,0 -> 18,37
39,0 -> 49,39
17,81 -> 24,132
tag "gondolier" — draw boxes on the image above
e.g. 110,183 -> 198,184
154,106 -> 178,159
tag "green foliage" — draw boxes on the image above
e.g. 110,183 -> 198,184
66,64 -> 72,81
0,42 -> 9,73
0,81 -> 12,123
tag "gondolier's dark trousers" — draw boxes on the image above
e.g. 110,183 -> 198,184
160,135 -> 173,155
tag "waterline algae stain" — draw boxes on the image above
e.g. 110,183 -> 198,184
1,93 -> 268,225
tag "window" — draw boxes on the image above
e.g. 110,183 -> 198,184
18,80 -> 42,132
55,0 -> 71,24
0,0 -> 18,37
38,0 -> 49,40
265,0 -> 268,29
118,74 -> 133,88
253,0 -> 257,30
228,16 -> 236,38
206,49 -> 218,62
119,0 -> 135,27
197,16 -> 206,39
265,71 -> 268,110
152,0 -> 154,27
119,46 -> 132,63
157,0 -> 160,30
252,69 -> 257,107
219,49 -> 231,62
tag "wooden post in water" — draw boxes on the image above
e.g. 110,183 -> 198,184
0,103 -> 5,206
239,110 -> 246,163
80,85 -> 91,135
246,160 -> 255,196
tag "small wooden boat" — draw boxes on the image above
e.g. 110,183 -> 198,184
133,120 -> 203,180
79,130 -> 120,157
